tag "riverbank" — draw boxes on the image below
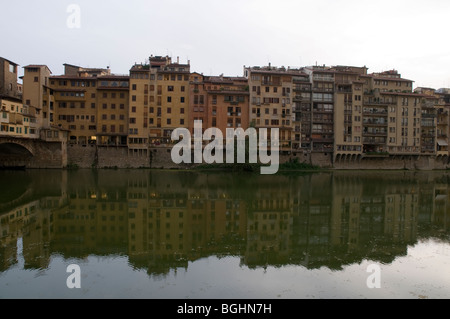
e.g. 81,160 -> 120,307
64,145 -> 450,171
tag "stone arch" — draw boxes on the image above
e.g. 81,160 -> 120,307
0,139 -> 34,156
0,142 -> 34,168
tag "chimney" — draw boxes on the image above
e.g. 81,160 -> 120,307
177,56 -> 180,64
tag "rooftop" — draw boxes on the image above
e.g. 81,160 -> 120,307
0,57 -> 19,66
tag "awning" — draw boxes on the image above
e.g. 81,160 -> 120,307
437,139 -> 448,146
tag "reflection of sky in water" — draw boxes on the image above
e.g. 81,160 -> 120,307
1,240 -> 449,299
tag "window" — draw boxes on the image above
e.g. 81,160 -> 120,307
167,97 -> 172,103
181,97 -> 185,103
34,77 -> 38,82
132,84 -> 137,90
132,96 -> 136,102
132,106 -> 136,113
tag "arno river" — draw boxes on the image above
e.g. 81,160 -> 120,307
0,169 -> 449,299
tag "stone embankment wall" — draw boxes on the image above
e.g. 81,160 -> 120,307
67,145 -> 450,170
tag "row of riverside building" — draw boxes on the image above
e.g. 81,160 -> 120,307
1,54 -> 450,166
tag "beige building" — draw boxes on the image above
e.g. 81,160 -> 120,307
96,75 -> 129,146
331,68 -> 445,159
0,97 -> 39,139
49,66 -> 128,146
245,65 -> 307,153
0,57 -> 21,99
0,61 -> 41,139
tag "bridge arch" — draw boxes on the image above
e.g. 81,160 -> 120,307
0,141 -> 34,168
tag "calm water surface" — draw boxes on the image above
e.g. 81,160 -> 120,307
0,169 -> 449,299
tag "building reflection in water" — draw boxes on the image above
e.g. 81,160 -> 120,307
0,170 -> 449,276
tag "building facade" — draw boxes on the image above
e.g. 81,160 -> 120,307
2,54 -> 450,168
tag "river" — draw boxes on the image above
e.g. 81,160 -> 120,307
0,169 -> 449,299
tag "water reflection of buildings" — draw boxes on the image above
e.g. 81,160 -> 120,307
0,170 -> 67,271
1,171 -> 449,276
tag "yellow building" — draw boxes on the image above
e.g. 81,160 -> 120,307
49,66 -> 129,147
22,65 -> 52,130
147,55 -> 190,144
128,64 -> 151,154
96,75 -> 129,146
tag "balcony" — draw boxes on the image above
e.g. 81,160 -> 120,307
363,109 -> 388,116
313,76 -> 334,82
421,121 -> 436,127
363,131 -> 388,137
422,101 -> 436,108
364,99 -> 395,106
421,132 -> 436,138
363,120 -> 388,126
312,138 -> 334,143
421,146 -> 436,153
313,87 -> 334,93
363,138 -> 387,145
293,77 -> 310,83
336,88 -> 353,94
313,118 -> 333,124
293,87 -> 311,92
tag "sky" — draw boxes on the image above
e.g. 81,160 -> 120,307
2,0 -> 450,89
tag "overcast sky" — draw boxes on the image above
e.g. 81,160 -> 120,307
2,0 -> 450,89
